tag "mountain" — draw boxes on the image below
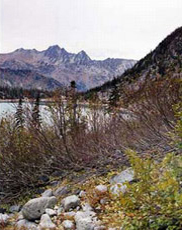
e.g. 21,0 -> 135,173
0,68 -> 62,90
93,27 -> 182,100
0,46 -> 136,91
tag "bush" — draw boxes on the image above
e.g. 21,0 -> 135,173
122,151 -> 182,230
100,105 -> 182,230
0,77 -> 181,205
95,150 -> 181,229
0,116 -> 51,202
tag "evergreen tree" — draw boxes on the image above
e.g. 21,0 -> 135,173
15,98 -> 24,129
66,81 -> 78,129
32,93 -> 41,128
0,85 -> 50,99
70,80 -> 76,89
107,84 -> 120,112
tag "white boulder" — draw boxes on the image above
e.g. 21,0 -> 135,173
82,203 -> 93,212
0,213 -> 9,225
110,168 -> 134,184
45,208 -> 57,216
95,185 -> 107,194
22,196 -> 57,220
63,195 -> 80,211
75,211 -> 98,230
16,219 -> 38,230
62,220 -> 75,229
110,183 -> 127,196
39,214 -> 56,229
79,190 -> 86,198
42,189 -> 53,197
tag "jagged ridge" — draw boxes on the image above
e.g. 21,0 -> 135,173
0,46 -> 136,91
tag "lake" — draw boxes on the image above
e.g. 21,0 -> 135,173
0,102 -> 50,121
0,102 -> 107,127
0,102 -> 132,124
0,102 -> 16,117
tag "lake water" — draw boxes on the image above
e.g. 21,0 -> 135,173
0,102 -> 107,127
0,102 -> 16,117
0,102 -> 50,121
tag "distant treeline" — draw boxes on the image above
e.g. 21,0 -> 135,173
0,86 -> 52,99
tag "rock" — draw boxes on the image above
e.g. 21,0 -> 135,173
82,203 -> 93,212
95,185 -> 107,194
100,198 -> 109,205
94,226 -> 106,230
51,170 -> 64,177
75,217 -> 95,230
110,168 -> 134,184
16,219 -> 38,229
39,175 -> 50,183
63,195 -> 80,211
62,220 -> 75,230
36,188 -> 45,195
75,211 -> 97,220
54,185 -> 71,197
50,180 -> 59,187
9,205 -> 21,213
79,190 -> 86,198
17,212 -> 24,221
63,211 -> 76,218
42,189 -> 53,197
45,208 -> 57,216
57,206 -> 64,215
39,214 -> 56,229
75,218 -> 96,230
74,211 -> 98,230
110,183 -> 127,195
109,168 -> 134,196
76,206 -> 81,211
0,213 -> 9,225
22,196 -> 57,220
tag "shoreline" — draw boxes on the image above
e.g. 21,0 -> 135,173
0,98 -> 54,103
0,99 -> 108,108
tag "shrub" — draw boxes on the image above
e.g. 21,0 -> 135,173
100,106 -> 182,230
0,77 -> 181,205
96,150 -> 181,229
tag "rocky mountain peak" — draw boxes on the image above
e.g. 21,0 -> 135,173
14,48 -> 38,54
44,45 -> 63,58
15,48 -> 25,52
77,50 -> 90,58
47,45 -> 61,51
0,45 -> 137,91
74,50 -> 91,64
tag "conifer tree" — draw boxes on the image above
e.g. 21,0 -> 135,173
107,84 -> 120,112
15,98 -> 24,129
67,81 -> 78,128
32,93 -> 41,128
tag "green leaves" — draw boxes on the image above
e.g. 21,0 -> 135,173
102,150 -> 182,229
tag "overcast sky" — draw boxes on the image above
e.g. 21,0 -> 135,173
0,0 -> 182,60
